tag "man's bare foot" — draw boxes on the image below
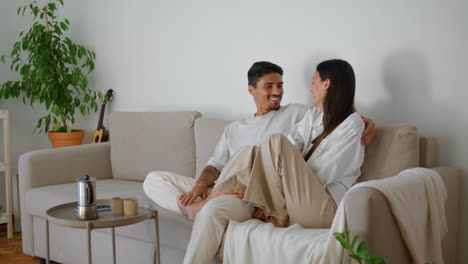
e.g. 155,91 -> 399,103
177,200 -> 204,222
269,216 -> 289,228
177,190 -> 230,221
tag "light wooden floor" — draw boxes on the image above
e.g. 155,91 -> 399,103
0,224 -> 43,264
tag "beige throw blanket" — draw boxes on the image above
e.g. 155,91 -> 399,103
223,168 -> 447,264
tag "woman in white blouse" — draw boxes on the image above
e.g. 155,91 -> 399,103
179,59 -> 365,228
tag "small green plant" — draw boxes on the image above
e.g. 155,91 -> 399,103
0,0 -> 103,134
334,232 -> 385,264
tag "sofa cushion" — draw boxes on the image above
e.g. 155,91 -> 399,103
194,118 -> 233,178
25,179 -> 194,251
358,124 -> 419,182
109,111 -> 201,181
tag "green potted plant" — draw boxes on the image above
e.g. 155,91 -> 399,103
334,232 -> 385,264
0,0 -> 104,147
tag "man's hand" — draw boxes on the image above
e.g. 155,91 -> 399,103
178,184 -> 209,206
361,116 -> 377,146
178,165 -> 221,206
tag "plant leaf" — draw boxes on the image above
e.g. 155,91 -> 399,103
357,242 -> 367,257
60,21 -> 67,31
52,105 -> 60,116
351,254 -> 362,264
34,118 -> 43,134
53,121 -> 61,132
334,233 -> 353,252
44,116 -> 51,133
365,253 -> 385,264
351,235 -> 359,249
334,232 -> 346,242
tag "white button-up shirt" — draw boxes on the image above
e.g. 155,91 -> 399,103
288,107 -> 365,206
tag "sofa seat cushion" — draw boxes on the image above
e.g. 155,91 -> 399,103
26,179 -> 194,251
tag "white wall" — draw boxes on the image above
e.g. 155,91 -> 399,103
1,0 -> 467,261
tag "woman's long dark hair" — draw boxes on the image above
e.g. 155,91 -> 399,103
317,59 -> 356,135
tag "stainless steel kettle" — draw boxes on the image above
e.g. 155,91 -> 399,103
76,175 -> 98,220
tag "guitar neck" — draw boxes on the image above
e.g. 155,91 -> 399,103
97,103 -> 106,130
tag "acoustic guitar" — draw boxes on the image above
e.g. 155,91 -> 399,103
92,89 -> 114,143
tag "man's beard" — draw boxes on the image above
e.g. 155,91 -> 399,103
268,105 -> 281,111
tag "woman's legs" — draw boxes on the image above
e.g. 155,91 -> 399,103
181,134 -> 336,228
218,134 -> 336,228
261,134 -> 336,228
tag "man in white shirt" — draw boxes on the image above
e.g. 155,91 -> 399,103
143,61 -> 376,263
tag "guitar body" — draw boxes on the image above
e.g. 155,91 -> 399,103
92,128 -> 109,143
92,89 -> 114,144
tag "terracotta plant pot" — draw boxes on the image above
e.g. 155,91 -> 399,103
48,129 -> 85,148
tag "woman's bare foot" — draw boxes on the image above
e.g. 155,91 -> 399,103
252,208 -> 267,221
269,216 -> 289,228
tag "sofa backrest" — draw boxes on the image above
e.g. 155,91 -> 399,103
195,119 -> 430,182
358,124 -> 420,182
419,135 -> 437,168
107,111 -> 435,183
109,111 -> 201,181
194,118 -> 233,178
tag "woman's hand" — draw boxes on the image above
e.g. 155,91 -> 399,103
361,116 -> 377,146
221,188 -> 245,199
178,184 -> 209,206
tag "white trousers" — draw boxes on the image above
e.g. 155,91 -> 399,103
143,171 -> 199,215
142,170 -> 254,264
184,195 -> 254,264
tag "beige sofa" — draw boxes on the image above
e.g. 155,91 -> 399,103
18,111 -> 459,264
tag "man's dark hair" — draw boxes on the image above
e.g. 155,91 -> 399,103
247,61 -> 283,87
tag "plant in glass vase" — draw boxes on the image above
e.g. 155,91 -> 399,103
0,0 -> 104,147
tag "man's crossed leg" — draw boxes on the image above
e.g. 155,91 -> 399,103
184,195 -> 254,263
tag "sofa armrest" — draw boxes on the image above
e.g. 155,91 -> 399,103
343,186 -> 412,264
344,167 -> 459,264
19,142 -> 112,190
431,166 -> 459,264
18,142 -> 113,256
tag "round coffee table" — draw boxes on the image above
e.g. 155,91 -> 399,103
45,199 -> 160,264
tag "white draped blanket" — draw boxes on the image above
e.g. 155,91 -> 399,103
223,168 -> 447,264
223,220 -> 330,264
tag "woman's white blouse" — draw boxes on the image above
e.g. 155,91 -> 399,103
287,107 -> 365,206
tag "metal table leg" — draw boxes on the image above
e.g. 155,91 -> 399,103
86,222 -> 92,264
112,227 -> 116,264
154,210 -> 160,264
46,219 -> 50,264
